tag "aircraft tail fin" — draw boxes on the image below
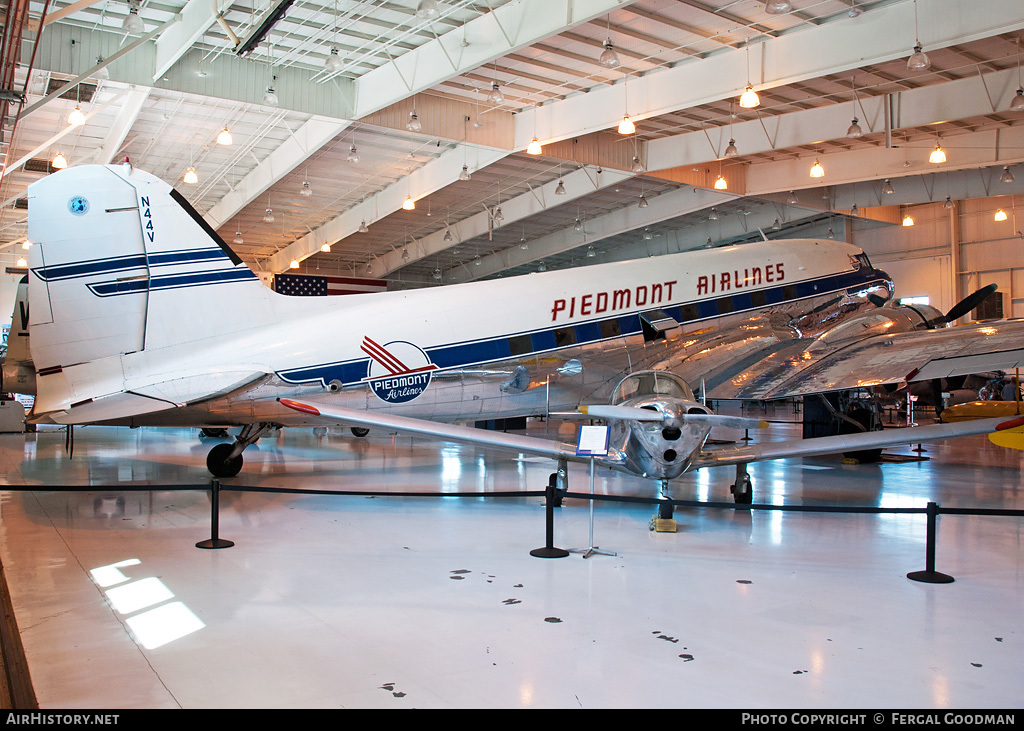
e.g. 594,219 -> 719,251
26,164 -> 270,417
1,276 -> 35,396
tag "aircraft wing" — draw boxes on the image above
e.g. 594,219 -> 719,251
689,416 -> 1015,470
698,319 -> 1024,400
277,398 -> 590,465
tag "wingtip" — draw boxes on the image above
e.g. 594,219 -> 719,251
995,415 -> 1024,431
278,398 -> 321,416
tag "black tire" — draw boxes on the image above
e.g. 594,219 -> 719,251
350,427 -> 370,437
207,443 -> 243,478
201,428 -> 229,438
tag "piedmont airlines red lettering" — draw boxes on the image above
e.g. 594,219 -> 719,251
551,280 -> 677,323
697,263 -> 784,297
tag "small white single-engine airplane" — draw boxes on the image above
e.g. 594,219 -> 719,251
4,164 -> 1024,507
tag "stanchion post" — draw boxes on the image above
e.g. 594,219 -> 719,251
907,501 -> 953,583
531,472 -> 569,559
196,479 -> 235,549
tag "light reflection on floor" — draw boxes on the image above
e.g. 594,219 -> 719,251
0,411 -> 1019,709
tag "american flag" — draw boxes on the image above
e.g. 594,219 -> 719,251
274,274 -> 387,297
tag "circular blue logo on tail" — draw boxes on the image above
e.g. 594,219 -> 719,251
68,196 -> 89,216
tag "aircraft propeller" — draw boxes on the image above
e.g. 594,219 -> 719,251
932,283 -> 999,326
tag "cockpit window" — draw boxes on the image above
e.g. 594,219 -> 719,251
612,371 -> 695,404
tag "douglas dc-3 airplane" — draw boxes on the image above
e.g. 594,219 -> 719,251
4,163 -> 1024,507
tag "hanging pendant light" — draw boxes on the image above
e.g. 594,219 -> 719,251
321,243 -> 332,252
290,258 -> 300,269
443,227 -> 453,242
264,85 -> 279,106
555,179 -> 566,195
358,220 -> 369,233
123,0 -> 144,34
16,256 -> 26,268
493,206 -> 504,224
263,208 -> 275,223
233,231 -> 244,244
618,115 -> 635,135
850,203 -> 860,217
902,214 -> 914,227
809,159 -> 825,178
403,196 -> 416,210
459,164 -> 471,181
526,137 -> 542,155
739,85 -> 760,109
406,112 -> 422,132
325,48 -> 344,73
300,180 -> 313,196
944,196 -> 954,209
631,155 -> 644,173
994,209 -> 1008,222
1011,89 -> 1024,112
183,167 -> 198,184
907,43 -> 930,72
638,193 -> 649,208
714,174 -> 728,190
929,143 -> 946,164
599,39 -> 620,68
51,152 -> 68,169
347,144 -> 359,163
709,208 -> 719,221
415,0 -> 441,20
772,218 -> 781,230
217,127 -> 233,145
787,190 -> 798,204
764,1 -> 792,14
68,105 -> 86,127
487,81 -> 504,104
847,118 -> 863,138
724,139 -> 738,157
1000,166 -> 1015,184
882,179 -> 895,195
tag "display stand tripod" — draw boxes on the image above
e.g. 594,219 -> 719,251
569,458 -> 616,559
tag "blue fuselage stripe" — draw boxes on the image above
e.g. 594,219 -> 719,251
277,269 -> 886,387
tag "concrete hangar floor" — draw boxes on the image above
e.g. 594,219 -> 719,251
0,405 -> 1020,709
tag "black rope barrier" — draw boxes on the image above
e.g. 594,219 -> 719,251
4,482 -> 1022,582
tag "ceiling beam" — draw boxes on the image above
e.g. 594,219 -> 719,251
153,0 -> 224,80
95,87 -> 152,165
445,183 -> 740,283
513,0 -> 1024,153
263,142 -> 511,273
643,66 -> 1024,174
202,115 -> 351,231
380,164 -> 636,277
351,0 -> 638,119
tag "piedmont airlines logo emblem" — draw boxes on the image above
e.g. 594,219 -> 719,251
361,336 -> 438,404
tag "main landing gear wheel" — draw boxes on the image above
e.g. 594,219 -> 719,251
207,442 -> 243,478
349,427 -> 370,437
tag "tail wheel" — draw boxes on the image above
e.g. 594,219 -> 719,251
207,443 -> 243,478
